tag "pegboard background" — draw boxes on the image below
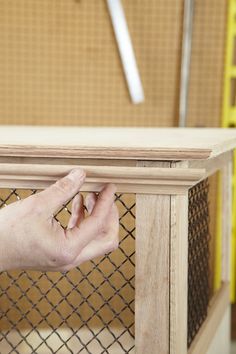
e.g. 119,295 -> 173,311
0,0 -> 227,127
188,0 -> 226,127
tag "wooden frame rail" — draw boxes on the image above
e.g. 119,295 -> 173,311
0,162 -> 205,193
0,149 -> 233,354
188,282 -> 230,354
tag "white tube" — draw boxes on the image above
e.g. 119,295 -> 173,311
107,0 -> 145,104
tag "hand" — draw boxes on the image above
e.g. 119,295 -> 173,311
0,168 -> 119,272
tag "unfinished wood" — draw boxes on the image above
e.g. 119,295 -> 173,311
221,159 -> 233,282
0,163 -> 204,193
170,164 -> 188,354
135,161 -> 170,354
208,173 -> 220,295
188,282 -> 230,354
0,179 -> 197,195
1,127 -> 236,160
206,306 -> 230,354
0,163 -> 205,181
0,156 -> 137,167
188,151 -> 232,179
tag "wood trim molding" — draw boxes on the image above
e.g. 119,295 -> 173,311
170,191 -> 188,354
188,151 -> 233,179
0,163 -> 205,194
188,282 -> 230,354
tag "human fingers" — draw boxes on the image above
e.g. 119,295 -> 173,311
91,184 -> 116,219
67,194 -> 84,229
85,193 -> 97,214
35,168 -> 86,215
69,204 -> 119,266
66,184 -> 117,252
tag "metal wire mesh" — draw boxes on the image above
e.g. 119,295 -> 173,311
0,189 -> 135,353
187,178 -> 210,347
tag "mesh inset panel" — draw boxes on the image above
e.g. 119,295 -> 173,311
188,179 -> 210,347
0,189 -> 135,353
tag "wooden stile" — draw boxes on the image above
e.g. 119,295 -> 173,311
0,127 -> 235,354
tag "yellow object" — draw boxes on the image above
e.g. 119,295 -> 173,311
220,0 -> 236,301
222,0 -> 236,128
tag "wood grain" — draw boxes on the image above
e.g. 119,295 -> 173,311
188,151 -> 232,179
170,169 -> 188,354
0,127 -> 236,160
135,161 -> 170,354
0,162 -> 205,194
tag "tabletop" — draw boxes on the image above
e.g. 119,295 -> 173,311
0,126 -> 236,160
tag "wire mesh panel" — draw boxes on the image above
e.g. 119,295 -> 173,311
187,178 -> 211,347
0,189 -> 135,354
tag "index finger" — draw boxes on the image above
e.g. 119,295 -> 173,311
66,184 -> 117,252
91,184 -> 116,219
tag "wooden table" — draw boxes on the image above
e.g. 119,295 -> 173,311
0,127 -> 236,354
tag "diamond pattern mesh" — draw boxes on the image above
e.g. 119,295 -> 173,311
0,189 -> 135,354
0,178 -> 214,351
187,179 -> 210,347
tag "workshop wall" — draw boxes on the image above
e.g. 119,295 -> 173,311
0,0 -> 226,127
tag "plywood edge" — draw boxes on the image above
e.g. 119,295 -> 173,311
209,137 -> 236,159
1,127 -> 236,160
0,145 -> 211,161
188,151 -> 233,179
188,282 -> 230,354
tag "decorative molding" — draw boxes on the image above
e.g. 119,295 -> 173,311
188,151 -> 233,179
0,163 -> 205,194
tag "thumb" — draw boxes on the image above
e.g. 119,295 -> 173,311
38,168 -> 86,215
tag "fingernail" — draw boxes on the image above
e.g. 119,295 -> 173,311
68,168 -> 85,181
87,200 -> 93,214
72,195 -> 81,214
